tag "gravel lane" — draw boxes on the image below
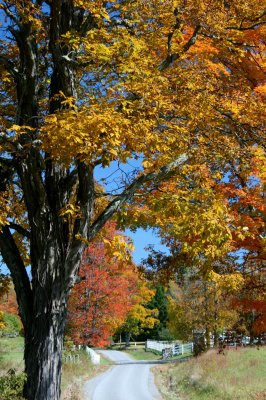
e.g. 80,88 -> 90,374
83,350 -> 162,400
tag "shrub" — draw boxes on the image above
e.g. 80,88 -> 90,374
0,369 -> 26,400
2,314 -> 22,335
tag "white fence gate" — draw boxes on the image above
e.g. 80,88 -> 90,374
146,340 -> 193,355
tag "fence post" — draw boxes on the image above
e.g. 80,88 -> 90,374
181,344 -> 184,355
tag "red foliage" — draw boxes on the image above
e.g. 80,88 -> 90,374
67,222 -> 139,347
0,284 -> 19,316
233,298 -> 266,335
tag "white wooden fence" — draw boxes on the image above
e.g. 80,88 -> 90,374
63,354 -> 80,363
85,346 -> 101,365
146,340 -> 193,355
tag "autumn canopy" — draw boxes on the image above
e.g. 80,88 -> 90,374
0,0 -> 265,399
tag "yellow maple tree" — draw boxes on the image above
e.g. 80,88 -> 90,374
0,1 -> 265,398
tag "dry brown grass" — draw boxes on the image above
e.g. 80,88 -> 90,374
154,347 -> 266,400
61,352 -> 108,400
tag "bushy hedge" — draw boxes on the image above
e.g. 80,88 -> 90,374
0,369 -> 26,400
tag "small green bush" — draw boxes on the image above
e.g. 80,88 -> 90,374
0,369 -> 26,400
2,314 -> 22,334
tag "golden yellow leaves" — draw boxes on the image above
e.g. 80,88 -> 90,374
73,0 -> 114,20
103,234 -> 134,263
1,1 -> 43,33
8,125 -> 35,135
0,311 -> 5,330
207,271 -> 244,293
255,83 -> 266,99
41,94 -> 187,168
0,189 -> 10,231
59,203 -> 81,221
128,282 -> 159,330
123,168 -> 234,260
76,226 -> 134,265
38,2 -> 263,173
41,107 -> 130,166
252,147 -> 266,184
169,194 -> 232,259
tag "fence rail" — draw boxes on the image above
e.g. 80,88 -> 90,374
111,341 -> 146,346
146,340 -> 194,355
63,354 -> 80,363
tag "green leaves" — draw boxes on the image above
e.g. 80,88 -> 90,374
0,370 -> 26,400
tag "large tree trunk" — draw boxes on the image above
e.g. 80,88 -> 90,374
24,293 -> 67,400
21,205 -> 87,400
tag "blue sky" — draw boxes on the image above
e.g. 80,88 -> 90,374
125,228 -> 168,264
95,160 -> 169,265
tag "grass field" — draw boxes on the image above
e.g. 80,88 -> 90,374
110,343 -> 193,362
154,347 -> 266,400
0,336 -> 24,375
124,347 -> 162,361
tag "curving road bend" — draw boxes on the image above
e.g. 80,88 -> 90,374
83,350 -> 162,400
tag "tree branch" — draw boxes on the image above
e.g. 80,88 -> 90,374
79,12 -> 98,36
89,153 -> 189,239
1,2 -> 20,25
227,21 -> 266,31
9,222 -> 30,238
64,154 -> 189,289
159,25 -> 201,71
0,226 -> 32,328
0,55 -> 20,80
227,10 -> 266,31
64,162 -> 94,288
72,162 -> 94,240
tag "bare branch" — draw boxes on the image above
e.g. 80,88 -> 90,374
72,161 -> 94,240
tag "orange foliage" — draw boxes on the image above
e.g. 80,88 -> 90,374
233,299 -> 266,335
0,283 -> 19,316
67,222 -> 140,347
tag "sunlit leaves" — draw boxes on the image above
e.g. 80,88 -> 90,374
207,270 -> 244,293
0,0 -> 265,274
167,278 -> 240,341
67,221 -> 138,346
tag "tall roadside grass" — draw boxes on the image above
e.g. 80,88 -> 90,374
0,337 -> 107,400
61,350 -> 107,400
154,347 -> 266,400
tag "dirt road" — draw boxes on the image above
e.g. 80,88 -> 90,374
83,350 -> 162,400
